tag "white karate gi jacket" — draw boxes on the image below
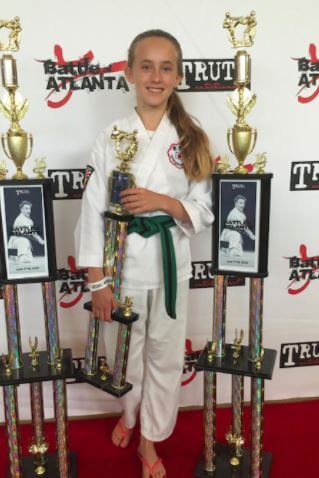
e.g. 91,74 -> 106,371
75,110 -> 214,289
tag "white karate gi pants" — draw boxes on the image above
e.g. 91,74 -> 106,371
102,280 -> 189,442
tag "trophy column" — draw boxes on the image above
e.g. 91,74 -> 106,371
195,12 -> 276,478
78,128 -> 139,397
3,284 -> 22,478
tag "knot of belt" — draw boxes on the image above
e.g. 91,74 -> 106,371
128,215 -> 177,319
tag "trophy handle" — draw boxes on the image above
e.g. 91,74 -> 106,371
248,129 -> 257,155
227,129 -> 234,154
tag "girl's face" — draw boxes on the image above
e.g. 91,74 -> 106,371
126,36 -> 182,112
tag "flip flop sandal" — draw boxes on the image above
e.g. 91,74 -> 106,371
112,416 -> 133,448
138,451 -> 166,477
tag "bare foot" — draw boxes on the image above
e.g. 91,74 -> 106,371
111,416 -> 134,448
138,436 -> 166,478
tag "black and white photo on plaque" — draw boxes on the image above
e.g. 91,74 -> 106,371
0,180 -> 57,283
212,174 -> 272,277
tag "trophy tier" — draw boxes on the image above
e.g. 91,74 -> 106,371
75,366 -> 133,398
195,343 -> 277,380
75,301 -> 138,397
12,451 -> 77,478
0,348 -> 74,386
195,445 -> 271,478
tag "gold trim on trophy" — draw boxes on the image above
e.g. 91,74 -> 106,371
28,440 -> 49,476
33,157 -> 47,179
29,337 -> 40,368
207,341 -> 217,363
0,158 -> 7,179
231,329 -> 244,360
226,431 -> 244,466
2,353 -> 13,376
121,296 -> 133,318
99,358 -> 109,381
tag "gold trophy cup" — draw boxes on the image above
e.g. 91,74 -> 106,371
2,130 -> 32,179
227,125 -> 257,174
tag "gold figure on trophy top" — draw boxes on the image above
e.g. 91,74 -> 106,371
231,329 -> 244,359
54,349 -> 63,370
226,431 -> 244,466
207,340 -> 217,363
223,11 -> 257,48
216,155 -> 231,174
29,439 -> 49,476
253,347 -> 264,370
121,296 -> 133,318
99,357 -> 109,381
33,157 -> 47,179
0,17 -> 22,52
227,87 -> 256,128
29,337 -> 40,367
111,126 -> 138,173
0,89 -> 29,132
254,152 -> 267,174
0,159 -> 8,180
2,353 -> 13,376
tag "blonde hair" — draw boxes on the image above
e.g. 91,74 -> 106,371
128,29 -> 213,181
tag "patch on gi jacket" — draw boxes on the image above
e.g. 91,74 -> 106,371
167,143 -> 184,169
83,165 -> 94,191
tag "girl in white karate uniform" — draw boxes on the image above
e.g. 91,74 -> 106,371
75,30 -> 214,478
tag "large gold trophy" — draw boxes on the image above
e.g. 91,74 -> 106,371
0,18 -> 76,478
0,16 -> 32,179
195,12 -> 275,478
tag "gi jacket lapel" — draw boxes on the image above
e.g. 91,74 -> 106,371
132,110 -> 175,188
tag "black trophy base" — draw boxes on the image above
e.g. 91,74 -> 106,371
0,349 -> 74,386
8,451 -> 77,478
76,368 -> 133,398
84,301 -> 139,325
195,344 -> 277,380
195,444 -> 272,478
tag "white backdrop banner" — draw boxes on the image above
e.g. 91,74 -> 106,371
0,0 -> 319,421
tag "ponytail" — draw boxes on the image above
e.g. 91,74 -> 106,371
167,91 -> 213,181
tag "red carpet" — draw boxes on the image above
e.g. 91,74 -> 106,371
0,399 -> 317,477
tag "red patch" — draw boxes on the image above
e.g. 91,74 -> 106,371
167,143 -> 184,169
83,165 -> 94,191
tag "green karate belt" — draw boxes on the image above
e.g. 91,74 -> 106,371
128,215 -> 177,319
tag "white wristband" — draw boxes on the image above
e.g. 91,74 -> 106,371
87,276 -> 112,292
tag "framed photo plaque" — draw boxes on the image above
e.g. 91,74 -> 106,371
0,179 -> 57,283
212,173 -> 272,277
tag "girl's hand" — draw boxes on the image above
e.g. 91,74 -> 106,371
120,188 -> 163,214
91,287 -> 118,322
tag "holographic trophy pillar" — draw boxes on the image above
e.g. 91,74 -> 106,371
79,127 -> 138,397
0,18 -> 76,478
195,12 -> 276,478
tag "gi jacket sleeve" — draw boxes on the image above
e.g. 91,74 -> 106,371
74,130 -> 109,268
175,175 -> 214,237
